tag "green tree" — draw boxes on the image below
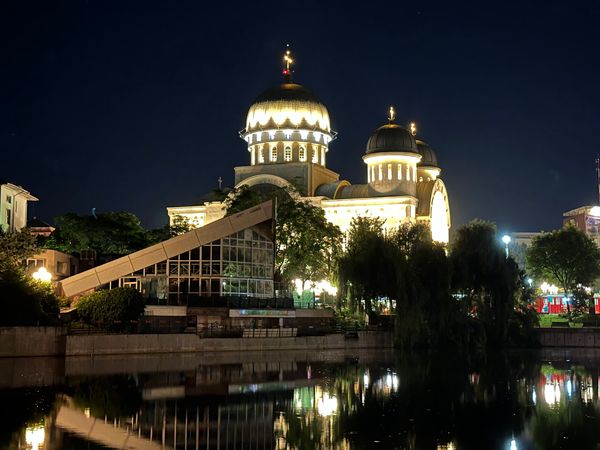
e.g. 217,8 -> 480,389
76,287 -> 145,332
526,226 -> 600,315
0,228 -> 39,271
450,220 -> 534,347
45,211 -> 151,256
225,185 -> 342,288
146,214 -> 193,243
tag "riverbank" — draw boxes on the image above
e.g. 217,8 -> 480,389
0,326 -> 393,357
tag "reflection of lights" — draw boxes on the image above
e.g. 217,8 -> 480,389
510,438 -> 517,450
373,371 -> 399,396
84,407 -> 91,418
32,267 -> 52,283
532,389 -> 537,405
25,425 -> 45,450
437,443 -> 455,450
317,392 -> 338,417
544,381 -> 561,406
363,370 -> 370,387
566,379 -> 572,398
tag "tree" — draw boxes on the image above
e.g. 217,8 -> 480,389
45,211 -> 151,256
76,287 -> 145,332
225,185 -> 342,288
0,228 -> 39,271
527,226 -> 600,315
146,214 -> 193,243
450,220 -> 533,347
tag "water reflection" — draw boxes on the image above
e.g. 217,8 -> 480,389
6,350 -> 600,448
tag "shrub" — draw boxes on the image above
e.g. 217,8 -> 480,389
76,287 -> 145,332
0,266 -> 60,326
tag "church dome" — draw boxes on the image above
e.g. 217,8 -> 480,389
416,139 -> 438,167
245,82 -> 331,133
366,122 -> 419,155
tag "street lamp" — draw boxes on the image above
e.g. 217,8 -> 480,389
32,266 -> 52,283
502,234 -> 511,258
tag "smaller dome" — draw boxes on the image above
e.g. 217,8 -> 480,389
416,139 -> 438,167
366,123 -> 418,155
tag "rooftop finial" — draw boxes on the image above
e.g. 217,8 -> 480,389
388,106 -> 396,123
409,122 -> 417,136
283,44 -> 293,82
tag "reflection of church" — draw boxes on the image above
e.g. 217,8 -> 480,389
168,49 -> 451,242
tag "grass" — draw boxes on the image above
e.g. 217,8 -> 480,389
538,314 -> 583,328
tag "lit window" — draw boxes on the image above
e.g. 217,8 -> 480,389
259,146 -> 265,163
388,164 -> 392,180
321,147 -> 326,165
371,166 -> 375,182
312,146 -> 318,163
406,165 -> 410,181
299,146 -> 306,161
378,164 -> 383,181
284,146 -> 292,161
413,165 -> 417,181
398,164 -> 402,180
367,167 -> 370,182
271,146 -> 277,162
251,147 -> 256,165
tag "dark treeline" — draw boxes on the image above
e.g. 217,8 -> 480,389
337,218 -> 538,351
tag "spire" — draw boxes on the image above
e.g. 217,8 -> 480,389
283,44 -> 293,82
388,106 -> 396,123
409,122 -> 417,136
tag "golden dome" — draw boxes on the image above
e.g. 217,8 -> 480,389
245,83 -> 331,133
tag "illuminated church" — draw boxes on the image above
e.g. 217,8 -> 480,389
168,49 -> 451,243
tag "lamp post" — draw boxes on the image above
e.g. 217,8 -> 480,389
502,235 -> 511,258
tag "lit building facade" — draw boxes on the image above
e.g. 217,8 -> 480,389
563,205 -> 600,247
168,50 -> 451,242
0,181 -> 38,233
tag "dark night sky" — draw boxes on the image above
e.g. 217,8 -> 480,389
3,1 -> 600,234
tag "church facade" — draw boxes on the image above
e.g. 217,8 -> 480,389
167,51 -> 451,243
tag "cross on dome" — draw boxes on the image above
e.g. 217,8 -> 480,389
388,106 -> 396,123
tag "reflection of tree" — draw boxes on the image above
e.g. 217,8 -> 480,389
70,375 -> 142,418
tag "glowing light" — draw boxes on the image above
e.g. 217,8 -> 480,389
540,282 -> 559,295
589,206 -> 600,217
246,103 -> 331,132
544,380 -> 560,406
502,235 -> 511,245
317,392 -> 338,417
510,439 -> 517,450
363,370 -> 370,387
431,191 -> 449,243
313,131 -> 321,142
284,47 -> 293,70
410,122 -> 417,136
25,425 -> 45,450
299,130 -> 308,140
363,153 -> 422,165
32,267 -> 52,283
388,106 -> 396,122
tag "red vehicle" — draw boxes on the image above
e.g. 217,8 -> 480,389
535,295 -> 600,314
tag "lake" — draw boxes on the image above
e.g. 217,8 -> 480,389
1,348 -> 600,449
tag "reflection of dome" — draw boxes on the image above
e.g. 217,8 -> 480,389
416,139 -> 438,167
366,123 -> 418,154
245,83 -> 331,133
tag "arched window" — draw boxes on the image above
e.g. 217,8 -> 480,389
398,164 -> 402,180
387,164 -> 392,180
378,164 -> 383,181
312,146 -> 318,163
413,166 -> 417,181
270,145 -> 277,162
299,146 -> 306,162
284,146 -> 292,162
406,165 -> 410,181
259,146 -> 265,163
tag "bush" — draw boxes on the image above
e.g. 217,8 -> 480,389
0,266 -> 60,326
76,287 -> 145,332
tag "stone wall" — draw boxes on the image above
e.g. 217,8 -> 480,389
536,328 -> 600,347
0,327 -> 66,357
65,331 -> 393,356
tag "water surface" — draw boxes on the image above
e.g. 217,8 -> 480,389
2,348 -> 600,449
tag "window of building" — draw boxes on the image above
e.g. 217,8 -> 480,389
398,164 -> 402,180
270,145 -> 277,162
378,164 -> 383,181
406,165 -> 410,181
321,147 -> 326,165
6,196 -> 11,204
388,164 -> 392,180
299,146 -> 306,162
6,209 -> 11,226
57,261 -> 68,275
413,166 -> 417,181
284,146 -> 292,161
259,146 -> 265,163
312,146 -> 318,163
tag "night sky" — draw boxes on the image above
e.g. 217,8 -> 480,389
3,1 -> 600,234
